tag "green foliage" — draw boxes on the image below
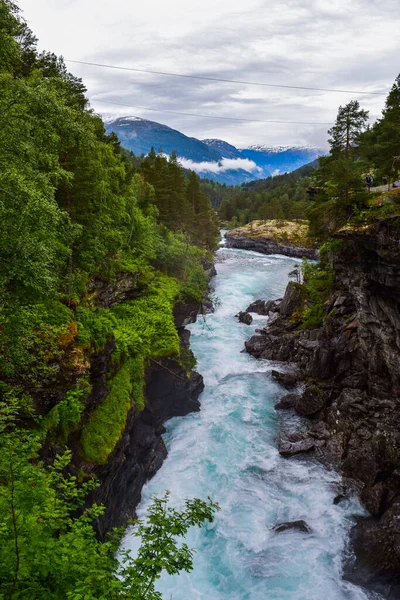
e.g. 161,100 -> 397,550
0,300 -> 73,380
301,259 -> 335,329
179,346 -> 197,374
76,306 -> 116,349
80,275 -> 181,464
80,358 -> 139,464
0,399 -> 218,599
308,75 -> 400,239
43,379 -> 92,442
216,162 -> 317,226
119,492 -> 220,600
0,5 -> 219,595
140,151 -> 220,250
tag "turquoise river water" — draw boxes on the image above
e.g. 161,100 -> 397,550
124,243 -> 380,600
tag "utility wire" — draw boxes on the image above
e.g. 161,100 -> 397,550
90,98 -> 334,125
66,59 -> 387,96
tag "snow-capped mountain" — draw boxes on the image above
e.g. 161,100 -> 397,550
201,139 -> 242,159
105,117 -> 324,185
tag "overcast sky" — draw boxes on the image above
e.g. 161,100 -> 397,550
18,0 -> 400,149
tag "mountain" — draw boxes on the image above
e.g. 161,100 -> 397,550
105,116 -> 220,161
105,117 -> 324,185
201,138 -> 242,159
241,145 -> 322,177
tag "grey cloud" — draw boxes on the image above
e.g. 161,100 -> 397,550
21,0 -> 400,148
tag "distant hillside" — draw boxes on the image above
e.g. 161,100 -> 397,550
211,159 -> 319,225
105,116 -> 325,185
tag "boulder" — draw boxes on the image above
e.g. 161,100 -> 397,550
245,334 -> 268,358
246,299 -> 279,315
279,281 -> 304,318
275,393 -> 300,410
271,370 -> 301,388
237,311 -> 253,325
279,436 -> 315,456
272,520 -> 311,533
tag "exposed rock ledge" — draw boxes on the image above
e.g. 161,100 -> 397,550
244,224 -> 400,595
225,220 -> 318,259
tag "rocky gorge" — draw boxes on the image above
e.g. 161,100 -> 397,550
243,219 -> 400,597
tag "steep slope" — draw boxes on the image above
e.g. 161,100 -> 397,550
244,221 -> 400,594
202,138 -> 242,158
105,116 -> 220,161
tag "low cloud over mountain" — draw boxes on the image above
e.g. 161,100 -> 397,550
106,116 -> 323,185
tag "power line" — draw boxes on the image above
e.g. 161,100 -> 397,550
90,98 -> 334,125
66,58 -> 387,96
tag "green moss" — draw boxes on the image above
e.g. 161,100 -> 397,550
79,274 -> 181,464
80,359 -> 134,464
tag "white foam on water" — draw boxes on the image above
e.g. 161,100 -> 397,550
122,246 -> 379,600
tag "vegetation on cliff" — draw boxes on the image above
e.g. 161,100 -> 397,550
308,76 -> 400,239
226,219 -> 312,249
0,1 -> 219,596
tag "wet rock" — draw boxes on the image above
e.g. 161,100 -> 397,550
272,520 -> 311,533
308,421 -> 330,440
271,370 -> 301,388
173,302 -> 200,328
202,298 -> 215,314
333,494 -> 346,505
224,232 -> 317,259
279,437 -> 315,456
361,482 -> 385,516
237,311 -> 253,325
295,387 -> 327,416
279,281 -> 304,318
274,393 -> 300,410
246,299 -> 279,315
245,333 -> 268,358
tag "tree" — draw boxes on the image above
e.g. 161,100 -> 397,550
327,100 -> 369,159
307,101 -> 369,238
0,398 -> 219,599
361,73 -> 400,182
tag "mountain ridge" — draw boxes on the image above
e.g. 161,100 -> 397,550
105,116 -> 324,185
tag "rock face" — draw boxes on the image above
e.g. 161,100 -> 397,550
245,222 -> 400,592
87,341 -> 204,538
225,231 -> 317,259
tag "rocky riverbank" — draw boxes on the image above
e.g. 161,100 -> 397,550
243,222 -> 400,597
85,307 -> 205,538
225,220 -> 318,259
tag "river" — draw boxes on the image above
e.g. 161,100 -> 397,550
123,243 -> 379,600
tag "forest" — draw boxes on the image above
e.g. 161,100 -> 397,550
0,1 -> 219,597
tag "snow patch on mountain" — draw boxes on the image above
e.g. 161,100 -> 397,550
244,144 -> 319,153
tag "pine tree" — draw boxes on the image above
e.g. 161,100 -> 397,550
328,100 -> 369,159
